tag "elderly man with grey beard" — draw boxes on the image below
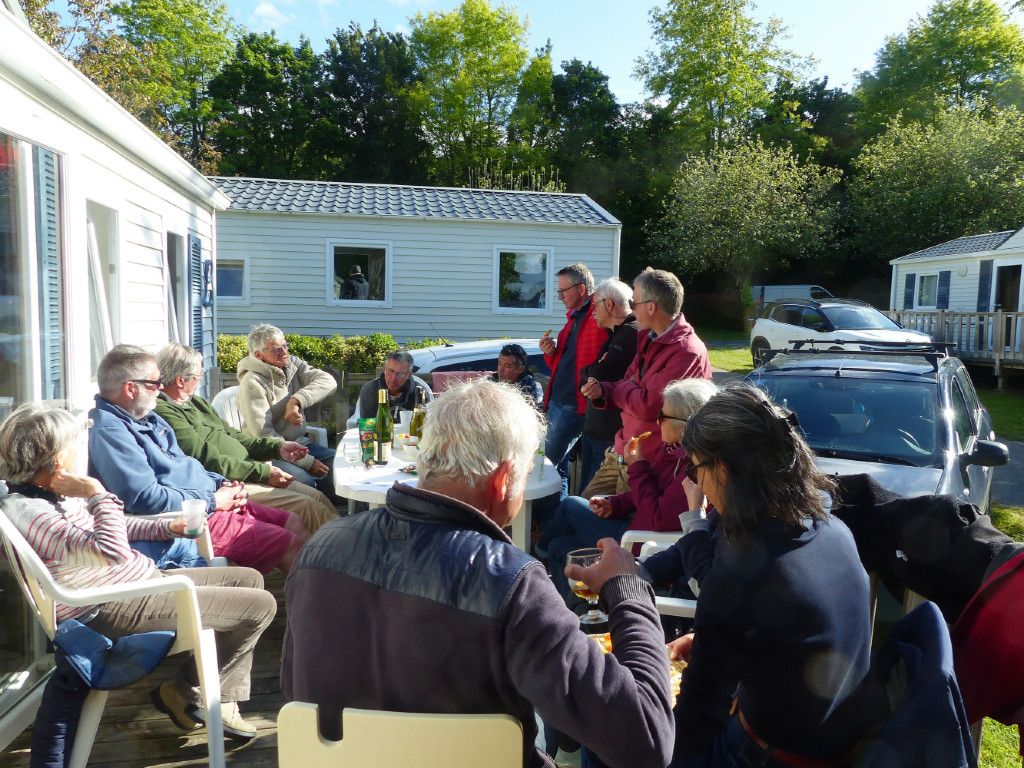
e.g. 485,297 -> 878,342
282,378 -> 674,768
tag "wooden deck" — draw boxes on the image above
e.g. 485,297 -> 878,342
2,572 -> 290,768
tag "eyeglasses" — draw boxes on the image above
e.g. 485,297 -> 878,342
557,283 -> 583,299
385,368 -> 410,380
628,298 -> 654,310
265,344 -> 289,355
188,370 -> 204,381
684,459 -> 715,484
133,379 -> 163,390
657,411 -> 686,425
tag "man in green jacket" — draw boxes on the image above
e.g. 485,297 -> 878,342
155,344 -> 337,532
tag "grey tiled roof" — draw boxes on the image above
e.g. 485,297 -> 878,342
208,177 -> 619,226
893,230 -> 1015,262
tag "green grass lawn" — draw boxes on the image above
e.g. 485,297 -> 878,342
979,502 -> 1024,766
977,389 -> 1024,443
706,345 -> 755,375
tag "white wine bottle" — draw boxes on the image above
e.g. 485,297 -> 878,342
375,388 -> 393,465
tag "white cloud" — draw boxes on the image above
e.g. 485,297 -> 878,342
251,1 -> 291,28
395,23 -> 410,35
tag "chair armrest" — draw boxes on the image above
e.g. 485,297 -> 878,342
620,530 -> 681,556
655,596 -> 696,618
127,511 -> 217,564
47,573 -> 198,608
305,426 -> 328,447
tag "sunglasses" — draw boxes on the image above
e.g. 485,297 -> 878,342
628,298 -> 654,310
684,459 -> 715,484
657,411 -> 685,425
132,379 -> 163,390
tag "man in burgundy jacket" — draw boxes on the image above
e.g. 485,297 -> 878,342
581,268 -> 711,493
540,262 -> 605,496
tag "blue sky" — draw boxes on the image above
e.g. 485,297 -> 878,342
227,0 -> 1022,102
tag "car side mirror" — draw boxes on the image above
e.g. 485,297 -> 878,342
809,322 -> 825,332
960,439 -> 1010,469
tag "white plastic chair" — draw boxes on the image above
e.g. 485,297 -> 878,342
620,530 -> 697,619
0,505 -> 226,768
211,385 -> 327,446
129,511 -> 229,567
278,702 -> 522,768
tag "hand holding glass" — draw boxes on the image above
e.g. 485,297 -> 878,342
566,547 -> 609,625
181,499 -> 206,538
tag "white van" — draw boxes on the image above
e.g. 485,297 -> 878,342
751,285 -> 833,306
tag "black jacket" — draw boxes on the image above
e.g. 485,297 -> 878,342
282,483 -> 675,768
580,316 -> 641,440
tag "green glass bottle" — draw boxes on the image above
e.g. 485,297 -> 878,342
375,388 -> 393,464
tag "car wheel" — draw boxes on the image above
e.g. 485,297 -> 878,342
751,339 -> 771,366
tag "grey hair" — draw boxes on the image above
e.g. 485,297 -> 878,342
633,267 -> 684,316
247,324 -> 284,354
418,378 -> 546,499
556,262 -> 595,294
156,343 -> 203,386
662,378 -> 717,421
0,403 -> 82,484
97,344 -> 155,398
386,349 -> 414,368
594,278 -> 631,309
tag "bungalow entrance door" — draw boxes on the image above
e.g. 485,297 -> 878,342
994,264 -> 1022,353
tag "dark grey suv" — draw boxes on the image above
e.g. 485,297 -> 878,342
745,345 -> 1009,512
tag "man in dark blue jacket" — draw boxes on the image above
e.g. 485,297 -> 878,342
282,378 -> 675,768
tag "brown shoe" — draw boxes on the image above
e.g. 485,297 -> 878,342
150,683 -> 202,731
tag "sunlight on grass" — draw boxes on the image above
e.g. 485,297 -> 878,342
977,389 -> 1024,442
707,345 -> 754,375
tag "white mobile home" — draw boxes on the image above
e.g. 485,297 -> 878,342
889,229 -> 1023,314
0,1 -> 228,746
210,177 -> 621,343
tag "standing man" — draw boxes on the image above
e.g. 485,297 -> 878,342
236,325 -> 338,500
581,268 -> 711,494
577,278 -> 641,492
358,349 -> 434,420
155,343 -> 338,532
281,379 -> 674,768
540,263 -> 604,496
491,342 -> 543,407
341,265 -> 369,300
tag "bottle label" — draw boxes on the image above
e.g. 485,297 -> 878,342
376,442 -> 392,463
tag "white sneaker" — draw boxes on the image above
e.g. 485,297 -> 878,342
190,700 -> 258,741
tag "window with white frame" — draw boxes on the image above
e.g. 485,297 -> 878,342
917,274 -> 938,308
328,241 -> 390,305
216,258 -> 247,302
494,247 -> 552,312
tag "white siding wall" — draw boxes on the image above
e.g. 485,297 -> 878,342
892,248 -> 1024,313
216,211 -> 620,343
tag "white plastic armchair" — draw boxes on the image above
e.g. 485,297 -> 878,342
128,510 -> 229,567
278,702 -> 522,768
0,505 -> 226,768
620,530 -> 697,620
211,385 -> 327,447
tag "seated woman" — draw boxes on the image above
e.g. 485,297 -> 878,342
538,378 -> 717,599
0,404 -> 278,741
668,385 -> 872,767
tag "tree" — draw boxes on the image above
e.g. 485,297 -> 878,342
111,0 -> 236,169
506,44 -> 557,169
649,138 -> 840,289
317,23 -> 431,184
856,0 -> 1024,133
408,0 -> 530,183
847,108 -> 1024,264
209,33 -> 322,179
635,0 -> 797,152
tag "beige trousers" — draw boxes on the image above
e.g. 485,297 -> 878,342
245,481 -> 338,532
581,446 -> 633,498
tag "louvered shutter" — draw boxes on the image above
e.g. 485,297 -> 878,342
936,271 -> 951,310
976,260 -> 993,312
903,273 -> 916,310
33,147 -> 65,401
188,234 -> 204,352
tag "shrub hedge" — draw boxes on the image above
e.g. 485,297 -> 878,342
217,333 -> 451,374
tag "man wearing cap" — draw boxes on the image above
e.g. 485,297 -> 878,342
341,265 -> 370,300
491,343 -> 543,408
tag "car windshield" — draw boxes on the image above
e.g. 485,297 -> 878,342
820,306 -> 900,331
757,376 -> 942,467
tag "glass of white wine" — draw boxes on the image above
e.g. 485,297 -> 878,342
566,547 -> 608,625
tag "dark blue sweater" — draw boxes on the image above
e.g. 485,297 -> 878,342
674,514 -> 871,759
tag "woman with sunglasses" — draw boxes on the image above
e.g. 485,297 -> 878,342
536,378 -> 717,600
668,384 -> 871,768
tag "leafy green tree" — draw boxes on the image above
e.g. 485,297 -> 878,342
856,0 -> 1024,133
506,44 -> 557,168
847,108 -> 1024,264
209,33 -> 322,179
111,0 -> 236,170
649,138 -> 840,289
408,0 -> 530,183
636,0 -> 797,151
318,23 -> 431,184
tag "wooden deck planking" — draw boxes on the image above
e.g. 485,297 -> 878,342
3,572 -> 289,768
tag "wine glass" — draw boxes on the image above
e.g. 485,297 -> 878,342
566,547 -> 608,625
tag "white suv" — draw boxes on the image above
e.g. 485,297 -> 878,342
750,299 -> 931,365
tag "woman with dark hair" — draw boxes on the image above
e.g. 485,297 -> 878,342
668,384 -> 871,768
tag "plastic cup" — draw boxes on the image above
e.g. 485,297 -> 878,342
182,499 -> 206,537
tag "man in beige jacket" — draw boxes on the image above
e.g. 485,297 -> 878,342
236,325 -> 338,502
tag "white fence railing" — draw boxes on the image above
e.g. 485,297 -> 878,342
886,310 -> 1024,371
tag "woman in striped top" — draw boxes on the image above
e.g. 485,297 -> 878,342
0,404 -> 277,741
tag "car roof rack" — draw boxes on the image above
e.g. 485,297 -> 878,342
765,339 -> 954,372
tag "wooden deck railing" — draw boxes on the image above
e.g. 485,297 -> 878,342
885,310 -> 1024,377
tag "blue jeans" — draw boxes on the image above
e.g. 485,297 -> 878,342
578,436 -> 613,494
670,714 -> 795,768
542,495 -> 630,598
273,441 -> 339,503
545,401 -> 585,498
